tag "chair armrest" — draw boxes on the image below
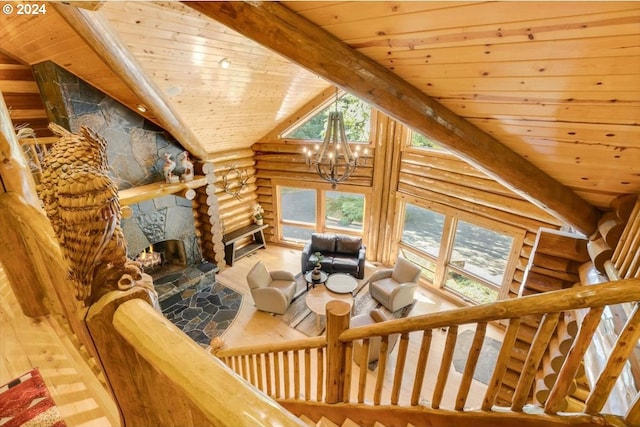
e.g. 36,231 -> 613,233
301,242 -> 313,272
366,268 -> 393,284
251,287 -> 289,313
270,270 -> 295,281
357,246 -> 366,279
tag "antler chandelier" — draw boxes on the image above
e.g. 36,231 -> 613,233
302,90 -> 368,188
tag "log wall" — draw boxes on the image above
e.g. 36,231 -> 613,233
195,149 -> 258,267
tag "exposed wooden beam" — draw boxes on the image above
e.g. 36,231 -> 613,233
186,1 -> 601,236
52,3 -> 208,160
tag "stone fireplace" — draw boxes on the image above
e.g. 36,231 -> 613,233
121,195 -> 216,305
40,63 -> 218,305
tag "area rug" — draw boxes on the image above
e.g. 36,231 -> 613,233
276,274 -> 415,337
162,282 -> 243,349
0,368 -> 67,427
452,329 -> 502,385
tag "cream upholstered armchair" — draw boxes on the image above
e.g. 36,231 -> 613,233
351,309 -> 399,365
246,261 -> 297,315
368,257 -> 421,312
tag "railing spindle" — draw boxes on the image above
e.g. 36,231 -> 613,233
343,342 -> 353,402
256,353 -> 264,392
249,354 -> 256,385
272,352 -> 279,398
391,333 -> 410,405
432,325 -> 458,409
358,339 -> 370,403
293,349 -> 300,399
511,312 -> 560,411
304,348 -> 311,401
482,318 -> 520,410
455,322 -> 487,410
545,307 -> 604,414
265,352 -> 273,397
238,356 -> 247,380
283,351 -> 290,399
585,304 -> 640,414
374,336 -> 389,405
316,347 -> 323,402
411,330 -> 432,406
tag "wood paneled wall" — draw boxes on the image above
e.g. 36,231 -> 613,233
0,51 -> 52,137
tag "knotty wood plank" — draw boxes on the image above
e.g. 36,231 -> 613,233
186,1 -> 601,236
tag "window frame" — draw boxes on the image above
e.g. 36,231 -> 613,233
396,198 -> 524,304
274,180 -> 370,245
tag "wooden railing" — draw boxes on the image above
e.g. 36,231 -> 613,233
215,280 -> 640,427
86,288 -> 307,427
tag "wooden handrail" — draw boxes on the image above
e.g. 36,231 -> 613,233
338,279 -> 640,343
208,279 -> 639,426
87,289 -> 306,427
215,336 -> 326,358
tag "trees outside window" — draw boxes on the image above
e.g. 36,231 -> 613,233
325,191 -> 364,232
278,185 -> 366,243
410,130 -> 444,151
284,93 -> 371,142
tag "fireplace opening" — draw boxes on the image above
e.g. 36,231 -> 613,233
135,239 -> 187,277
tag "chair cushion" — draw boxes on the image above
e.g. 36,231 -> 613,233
371,277 -> 398,297
336,235 -> 362,254
246,261 -> 271,289
311,233 -> 336,253
391,257 -> 421,284
332,257 -> 358,275
270,279 -> 296,302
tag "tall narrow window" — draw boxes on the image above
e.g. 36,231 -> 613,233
325,191 -> 364,232
280,186 -> 316,242
444,220 -> 513,304
399,204 -> 445,282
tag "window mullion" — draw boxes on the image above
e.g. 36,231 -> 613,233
434,216 -> 456,288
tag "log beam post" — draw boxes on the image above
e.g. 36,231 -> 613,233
324,300 -> 351,404
186,1 -> 600,236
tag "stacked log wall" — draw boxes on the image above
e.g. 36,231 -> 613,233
498,228 -> 590,406
193,149 -> 257,268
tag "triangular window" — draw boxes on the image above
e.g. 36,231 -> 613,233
284,93 -> 371,142
410,130 -> 446,151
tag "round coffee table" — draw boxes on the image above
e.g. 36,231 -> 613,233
305,286 -> 353,330
304,270 -> 328,291
326,273 -> 358,294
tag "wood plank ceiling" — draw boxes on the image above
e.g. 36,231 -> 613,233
0,1 -> 638,211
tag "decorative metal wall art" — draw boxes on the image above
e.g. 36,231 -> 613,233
220,164 -> 249,200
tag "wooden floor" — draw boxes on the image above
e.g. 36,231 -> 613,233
1,245 -> 503,426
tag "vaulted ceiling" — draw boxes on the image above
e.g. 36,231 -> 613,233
1,1 -> 639,219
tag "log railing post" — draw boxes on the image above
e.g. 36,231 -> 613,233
325,300 -> 351,403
